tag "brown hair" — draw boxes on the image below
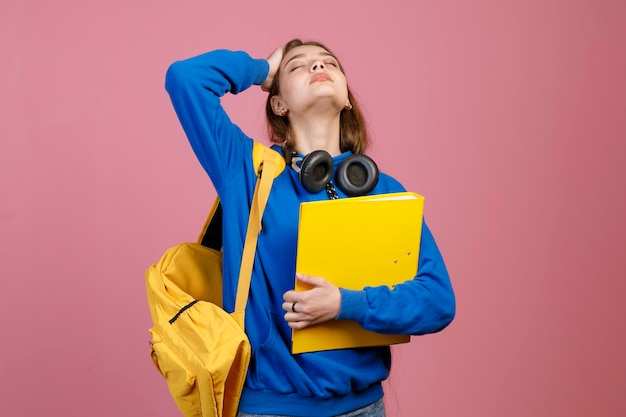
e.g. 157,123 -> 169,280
265,39 -> 370,154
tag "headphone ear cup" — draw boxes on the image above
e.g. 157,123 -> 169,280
299,150 -> 334,193
335,154 -> 379,197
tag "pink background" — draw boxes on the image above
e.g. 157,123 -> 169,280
2,1 -> 625,416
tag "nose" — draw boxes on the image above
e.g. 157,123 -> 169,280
310,60 -> 326,72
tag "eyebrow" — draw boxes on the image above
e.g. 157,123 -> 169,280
283,51 -> 335,69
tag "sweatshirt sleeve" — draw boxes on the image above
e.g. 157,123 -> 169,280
337,220 -> 456,335
165,50 -> 270,193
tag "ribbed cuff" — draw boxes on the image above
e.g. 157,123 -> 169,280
337,288 -> 368,321
252,58 -> 270,85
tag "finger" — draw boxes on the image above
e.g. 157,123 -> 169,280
296,273 -> 326,287
284,311 -> 310,328
287,319 -> 314,330
281,301 -> 296,313
282,290 -> 297,303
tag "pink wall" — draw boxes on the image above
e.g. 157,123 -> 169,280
2,1 -> 625,416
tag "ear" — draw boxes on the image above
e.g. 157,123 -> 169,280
270,95 -> 286,116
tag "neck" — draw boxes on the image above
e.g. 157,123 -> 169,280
289,112 -> 342,156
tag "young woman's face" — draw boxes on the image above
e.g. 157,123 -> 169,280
273,44 -> 348,115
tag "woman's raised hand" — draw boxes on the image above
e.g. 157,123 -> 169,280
261,46 -> 284,92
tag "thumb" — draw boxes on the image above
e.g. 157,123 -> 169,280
296,273 -> 325,288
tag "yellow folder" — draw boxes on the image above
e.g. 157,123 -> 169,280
292,192 -> 424,354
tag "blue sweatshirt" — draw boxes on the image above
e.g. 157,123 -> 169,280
165,50 -> 455,417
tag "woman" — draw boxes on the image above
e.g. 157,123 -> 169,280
165,39 -> 455,417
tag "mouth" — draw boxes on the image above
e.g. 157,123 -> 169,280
310,74 -> 331,83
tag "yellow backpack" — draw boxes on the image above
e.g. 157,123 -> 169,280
146,143 -> 285,417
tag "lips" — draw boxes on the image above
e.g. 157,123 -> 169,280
310,73 -> 331,83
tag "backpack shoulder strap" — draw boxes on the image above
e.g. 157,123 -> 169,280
194,142 -> 285,328
233,144 -> 283,325
197,142 -> 285,247
252,142 -> 286,179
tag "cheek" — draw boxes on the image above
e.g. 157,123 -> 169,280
278,82 -> 302,106
336,75 -> 349,97
280,82 -> 297,97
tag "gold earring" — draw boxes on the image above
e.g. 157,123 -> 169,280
345,100 -> 353,111
278,108 -> 288,116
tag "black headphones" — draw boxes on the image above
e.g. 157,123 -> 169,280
289,150 -> 379,197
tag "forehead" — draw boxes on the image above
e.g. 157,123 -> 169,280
283,44 -> 334,63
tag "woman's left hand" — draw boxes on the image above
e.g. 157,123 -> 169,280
282,274 -> 341,329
